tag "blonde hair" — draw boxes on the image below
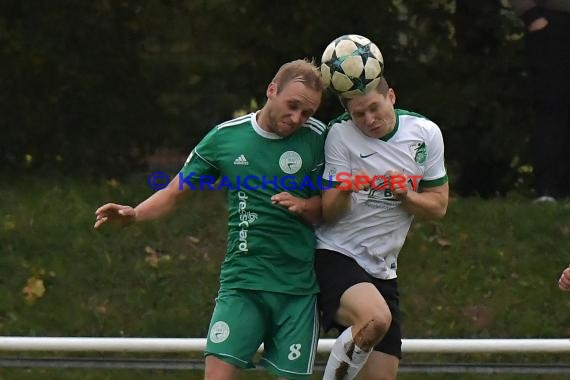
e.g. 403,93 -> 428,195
272,59 -> 325,94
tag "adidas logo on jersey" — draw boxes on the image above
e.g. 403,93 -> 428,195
233,154 -> 249,165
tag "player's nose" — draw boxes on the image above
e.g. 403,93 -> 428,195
364,113 -> 375,127
290,110 -> 302,125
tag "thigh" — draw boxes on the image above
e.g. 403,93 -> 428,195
259,293 -> 319,380
336,282 -> 391,329
372,279 -> 402,358
204,355 -> 241,380
315,249 -> 372,332
205,289 -> 266,369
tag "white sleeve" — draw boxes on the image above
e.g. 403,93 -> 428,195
422,121 -> 447,182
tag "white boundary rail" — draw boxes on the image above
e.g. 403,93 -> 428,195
0,337 -> 569,353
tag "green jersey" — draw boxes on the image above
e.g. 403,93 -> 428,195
180,112 -> 326,295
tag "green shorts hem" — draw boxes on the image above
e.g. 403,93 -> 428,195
204,351 -> 254,369
259,357 -> 311,380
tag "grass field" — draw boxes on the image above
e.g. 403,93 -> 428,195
1,175 -> 570,379
0,368 -> 568,380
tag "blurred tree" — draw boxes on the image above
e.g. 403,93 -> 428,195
0,0 -> 160,175
0,0 -> 533,196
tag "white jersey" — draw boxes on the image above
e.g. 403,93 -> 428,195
316,109 -> 448,280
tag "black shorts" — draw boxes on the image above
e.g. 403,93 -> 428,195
315,248 -> 402,358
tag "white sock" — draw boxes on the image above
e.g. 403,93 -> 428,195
322,326 -> 371,380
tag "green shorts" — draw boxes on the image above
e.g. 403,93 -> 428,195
205,288 -> 319,379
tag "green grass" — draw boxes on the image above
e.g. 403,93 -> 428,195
400,197 -> 570,339
0,369 -> 568,380
1,176 -> 570,379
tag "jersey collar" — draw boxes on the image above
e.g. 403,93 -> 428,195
379,110 -> 399,142
251,112 -> 283,140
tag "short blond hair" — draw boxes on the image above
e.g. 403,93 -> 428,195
272,59 -> 325,94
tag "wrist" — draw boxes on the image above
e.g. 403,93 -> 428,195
300,199 -> 308,215
396,191 -> 409,204
130,208 -> 139,224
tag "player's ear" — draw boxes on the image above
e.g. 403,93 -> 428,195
388,88 -> 396,105
267,82 -> 278,99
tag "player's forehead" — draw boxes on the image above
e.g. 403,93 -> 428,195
279,80 -> 321,109
346,90 -> 383,112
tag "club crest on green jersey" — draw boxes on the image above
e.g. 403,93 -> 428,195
279,151 -> 302,174
409,142 -> 427,165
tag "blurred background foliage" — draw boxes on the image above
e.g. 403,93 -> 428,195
1,2 -> 569,378
1,0 -> 533,196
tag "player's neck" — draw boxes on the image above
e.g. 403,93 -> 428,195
383,122 -> 396,136
378,114 -> 397,140
256,108 -> 271,132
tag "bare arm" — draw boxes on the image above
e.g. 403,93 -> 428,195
559,267 -> 570,291
271,193 -> 322,225
389,169 -> 448,220
321,172 -> 370,223
399,183 -> 449,220
94,175 -> 190,229
321,187 -> 352,223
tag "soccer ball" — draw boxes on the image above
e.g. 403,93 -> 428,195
320,34 -> 384,98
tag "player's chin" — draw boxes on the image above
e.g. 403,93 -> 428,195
277,124 -> 298,137
367,129 -> 384,139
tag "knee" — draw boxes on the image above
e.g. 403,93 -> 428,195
354,312 -> 391,351
367,307 -> 392,338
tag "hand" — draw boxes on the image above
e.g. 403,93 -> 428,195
271,192 -> 307,215
337,170 -> 371,193
94,203 -> 136,229
558,267 -> 570,291
528,17 -> 548,32
385,169 -> 410,201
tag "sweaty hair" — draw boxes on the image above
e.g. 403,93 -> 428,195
340,76 -> 390,109
272,59 -> 325,94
